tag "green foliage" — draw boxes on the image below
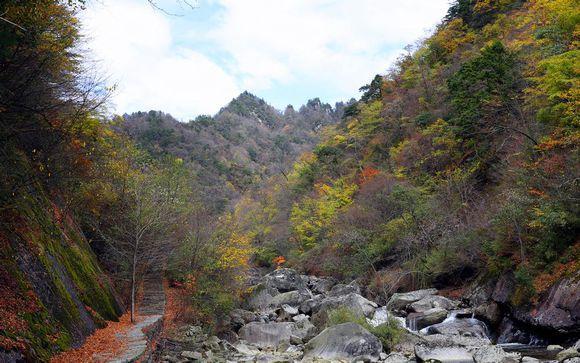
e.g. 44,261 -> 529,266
290,178 -> 357,250
253,246 -> 280,268
447,41 -> 519,137
359,75 -> 384,103
532,50 -> 579,127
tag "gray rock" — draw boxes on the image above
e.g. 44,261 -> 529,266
269,290 -> 310,309
410,295 -> 459,313
470,345 -> 520,363
383,352 -> 411,363
414,345 -> 474,363
308,276 -> 338,294
425,318 -> 489,339
181,350 -> 203,360
515,274 -> 580,333
557,347 -> 580,361
564,358 -> 580,363
327,281 -> 361,297
303,322 -> 382,361
246,283 -> 280,311
367,306 -> 391,327
239,322 -> 295,348
406,307 -> 448,330
276,304 -> 299,321
548,345 -> 564,351
293,317 -> 317,341
292,314 -> 309,322
299,294 -> 324,314
230,309 -> 258,327
311,293 -> 377,328
421,333 -> 491,349
264,268 -> 308,292
387,288 -> 438,311
474,302 -> 501,326
492,273 -> 516,304
238,320 -> 315,349
521,357 -> 541,363
161,355 -> 180,363
234,341 -> 260,356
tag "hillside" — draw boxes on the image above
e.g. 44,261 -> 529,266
224,0 -> 579,343
119,93 -> 347,211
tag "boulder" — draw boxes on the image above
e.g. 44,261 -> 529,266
492,273 -> 516,304
410,295 -> 459,313
367,306 -> 390,327
467,279 -> 496,307
299,294 -> 324,314
292,317 -> 317,341
264,268 -> 307,292
425,318 -> 489,339
238,321 -> 315,349
308,276 -> 337,294
406,307 -> 448,330
276,304 -> 299,321
269,290 -> 310,308
521,357 -> 541,363
238,322 -> 294,348
384,352 -> 413,363
514,275 -> 580,334
303,322 -> 382,361
470,345 -> 520,363
181,350 -> 203,360
387,288 -> 438,311
557,347 -> 580,361
245,283 -> 279,311
229,309 -> 258,331
327,281 -> 361,297
414,346 -> 474,363
474,302 -> 501,326
233,341 -> 260,356
420,333 -> 491,348
311,293 -> 377,328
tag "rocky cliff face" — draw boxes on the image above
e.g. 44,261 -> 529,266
0,186 -> 122,362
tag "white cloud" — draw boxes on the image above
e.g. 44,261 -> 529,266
82,0 -> 240,120
210,0 -> 450,95
81,0 -> 450,118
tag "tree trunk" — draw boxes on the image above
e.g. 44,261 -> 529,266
130,238 -> 139,323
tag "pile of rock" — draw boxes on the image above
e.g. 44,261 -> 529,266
157,268 -> 579,363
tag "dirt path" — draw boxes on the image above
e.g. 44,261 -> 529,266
51,275 -> 165,363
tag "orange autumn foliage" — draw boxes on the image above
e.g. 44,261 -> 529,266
50,312 -> 134,363
358,166 -> 380,185
273,255 -> 286,268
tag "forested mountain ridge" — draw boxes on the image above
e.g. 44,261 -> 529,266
119,93 -> 347,211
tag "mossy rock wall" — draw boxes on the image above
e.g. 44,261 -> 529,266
0,185 -> 123,361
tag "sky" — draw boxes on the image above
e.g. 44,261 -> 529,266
81,0 -> 451,121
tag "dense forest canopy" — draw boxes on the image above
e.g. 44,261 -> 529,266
0,0 -> 578,361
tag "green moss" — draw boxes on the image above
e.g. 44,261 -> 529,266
2,174 -> 121,360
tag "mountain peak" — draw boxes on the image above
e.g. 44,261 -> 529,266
220,91 -> 280,127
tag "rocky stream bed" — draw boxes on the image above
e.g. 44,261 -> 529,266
153,269 -> 579,363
